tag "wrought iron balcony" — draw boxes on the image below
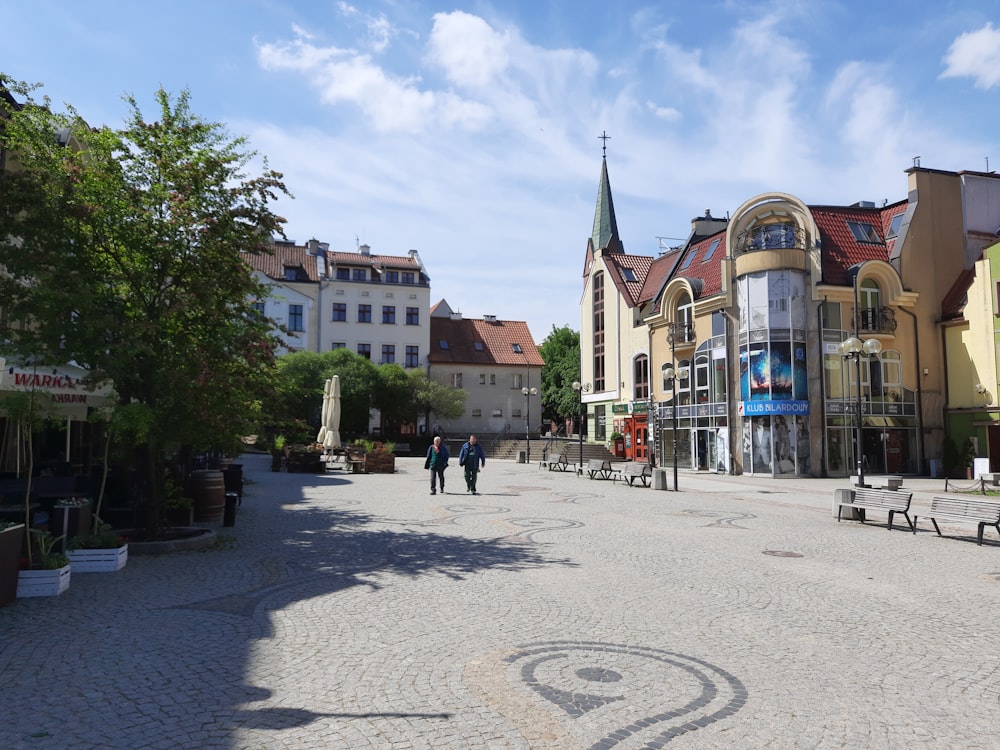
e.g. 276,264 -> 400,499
858,306 -> 896,334
734,223 -> 807,255
667,321 -> 695,345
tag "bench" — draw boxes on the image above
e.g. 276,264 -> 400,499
344,447 -> 367,474
619,463 -> 652,487
546,454 -> 571,472
916,496 -> 1000,545
587,459 -> 621,481
393,443 -> 411,457
836,487 -> 914,531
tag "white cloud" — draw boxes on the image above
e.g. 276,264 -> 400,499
646,100 -> 681,121
941,23 -> 1000,89
255,27 -> 491,133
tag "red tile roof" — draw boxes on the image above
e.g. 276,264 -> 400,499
673,230 -> 726,298
637,252 -> 680,307
243,242 -> 321,282
603,252 -> 654,306
428,317 -> 544,366
326,250 -> 421,270
812,204 -> 898,284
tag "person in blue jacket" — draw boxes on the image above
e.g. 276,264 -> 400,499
458,434 -> 486,494
425,436 -> 450,495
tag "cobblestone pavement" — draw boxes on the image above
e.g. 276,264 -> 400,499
2,455 -> 999,749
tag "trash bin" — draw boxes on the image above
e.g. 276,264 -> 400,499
652,468 -> 668,490
223,492 -> 238,527
516,450 -> 526,464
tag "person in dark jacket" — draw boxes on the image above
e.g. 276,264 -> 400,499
425,436 -> 450,495
458,434 -> 486,494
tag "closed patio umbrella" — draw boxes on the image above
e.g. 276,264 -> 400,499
322,375 -> 342,450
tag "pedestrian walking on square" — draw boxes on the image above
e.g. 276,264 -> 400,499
425,436 -> 449,495
458,434 -> 486,494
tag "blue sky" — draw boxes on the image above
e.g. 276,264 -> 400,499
4,1 -> 999,342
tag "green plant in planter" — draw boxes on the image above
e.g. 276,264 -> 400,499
28,529 -> 69,570
67,522 -> 124,550
609,431 -> 624,442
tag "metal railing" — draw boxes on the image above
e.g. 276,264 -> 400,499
858,306 -> 897,334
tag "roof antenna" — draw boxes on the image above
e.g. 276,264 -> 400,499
912,155 -> 921,168
355,235 -> 359,250
987,156 -> 991,172
598,130 -> 611,158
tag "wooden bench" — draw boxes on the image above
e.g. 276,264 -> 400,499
587,459 -> 620,481
916,496 -> 1000,545
836,487 -> 914,531
344,447 -> 367,474
620,463 -> 652,487
546,454 -> 571,472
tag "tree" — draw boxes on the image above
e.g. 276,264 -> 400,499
408,368 -> 466,427
272,349 -> 378,437
0,78 -> 289,537
538,325 -> 581,422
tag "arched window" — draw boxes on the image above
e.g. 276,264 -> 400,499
593,271 -> 605,391
633,354 -> 649,400
676,292 -> 693,342
858,279 -> 880,330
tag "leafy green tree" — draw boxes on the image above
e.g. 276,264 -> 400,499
272,349 -> 378,436
539,325 -> 581,423
409,368 -> 466,427
0,78 -> 288,537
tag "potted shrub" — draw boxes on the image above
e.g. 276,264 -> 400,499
18,529 -> 71,598
66,521 -> 128,572
0,520 -> 25,606
270,435 -> 286,472
363,440 -> 396,474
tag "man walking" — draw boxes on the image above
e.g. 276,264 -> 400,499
458,434 -> 486,495
425,436 -> 449,495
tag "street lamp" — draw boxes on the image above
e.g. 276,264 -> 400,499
521,386 -> 538,464
838,335 -> 882,487
572,381 -> 590,474
661,358 -> 689,491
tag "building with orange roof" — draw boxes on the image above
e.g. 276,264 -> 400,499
581,153 -> 1000,479
428,300 -> 544,441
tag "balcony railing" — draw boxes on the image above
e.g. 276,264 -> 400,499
858,306 -> 896,334
734,223 -> 807,255
667,321 -> 695,345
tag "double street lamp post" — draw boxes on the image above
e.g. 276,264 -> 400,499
838,335 -> 882,487
662,325 -> 689,492
572,381 -> 590,475
521,386 -> 537,464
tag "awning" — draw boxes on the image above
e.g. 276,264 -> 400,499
0,362 -> 115,420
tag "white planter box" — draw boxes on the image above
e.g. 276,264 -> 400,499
66,545 -> 128,573
17,565 -> 71,597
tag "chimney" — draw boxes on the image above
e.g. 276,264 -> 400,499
691,209 -> 728,239
306,238 -> 320,254
359,244 -> 371,256
450,312 -> 463,320
483,315 -> 497,323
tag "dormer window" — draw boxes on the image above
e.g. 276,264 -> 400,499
621,268 -> 636,282
887,214 -> 904,239
847,220 -> 881,244
512,343 -> 523,354
702,238 -> 721,262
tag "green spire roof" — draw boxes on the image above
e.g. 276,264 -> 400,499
591,156 -> 620,252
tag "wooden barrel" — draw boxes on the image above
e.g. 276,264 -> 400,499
188,470 -> 225,523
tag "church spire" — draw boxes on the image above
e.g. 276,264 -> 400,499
591,134 -> 620,253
